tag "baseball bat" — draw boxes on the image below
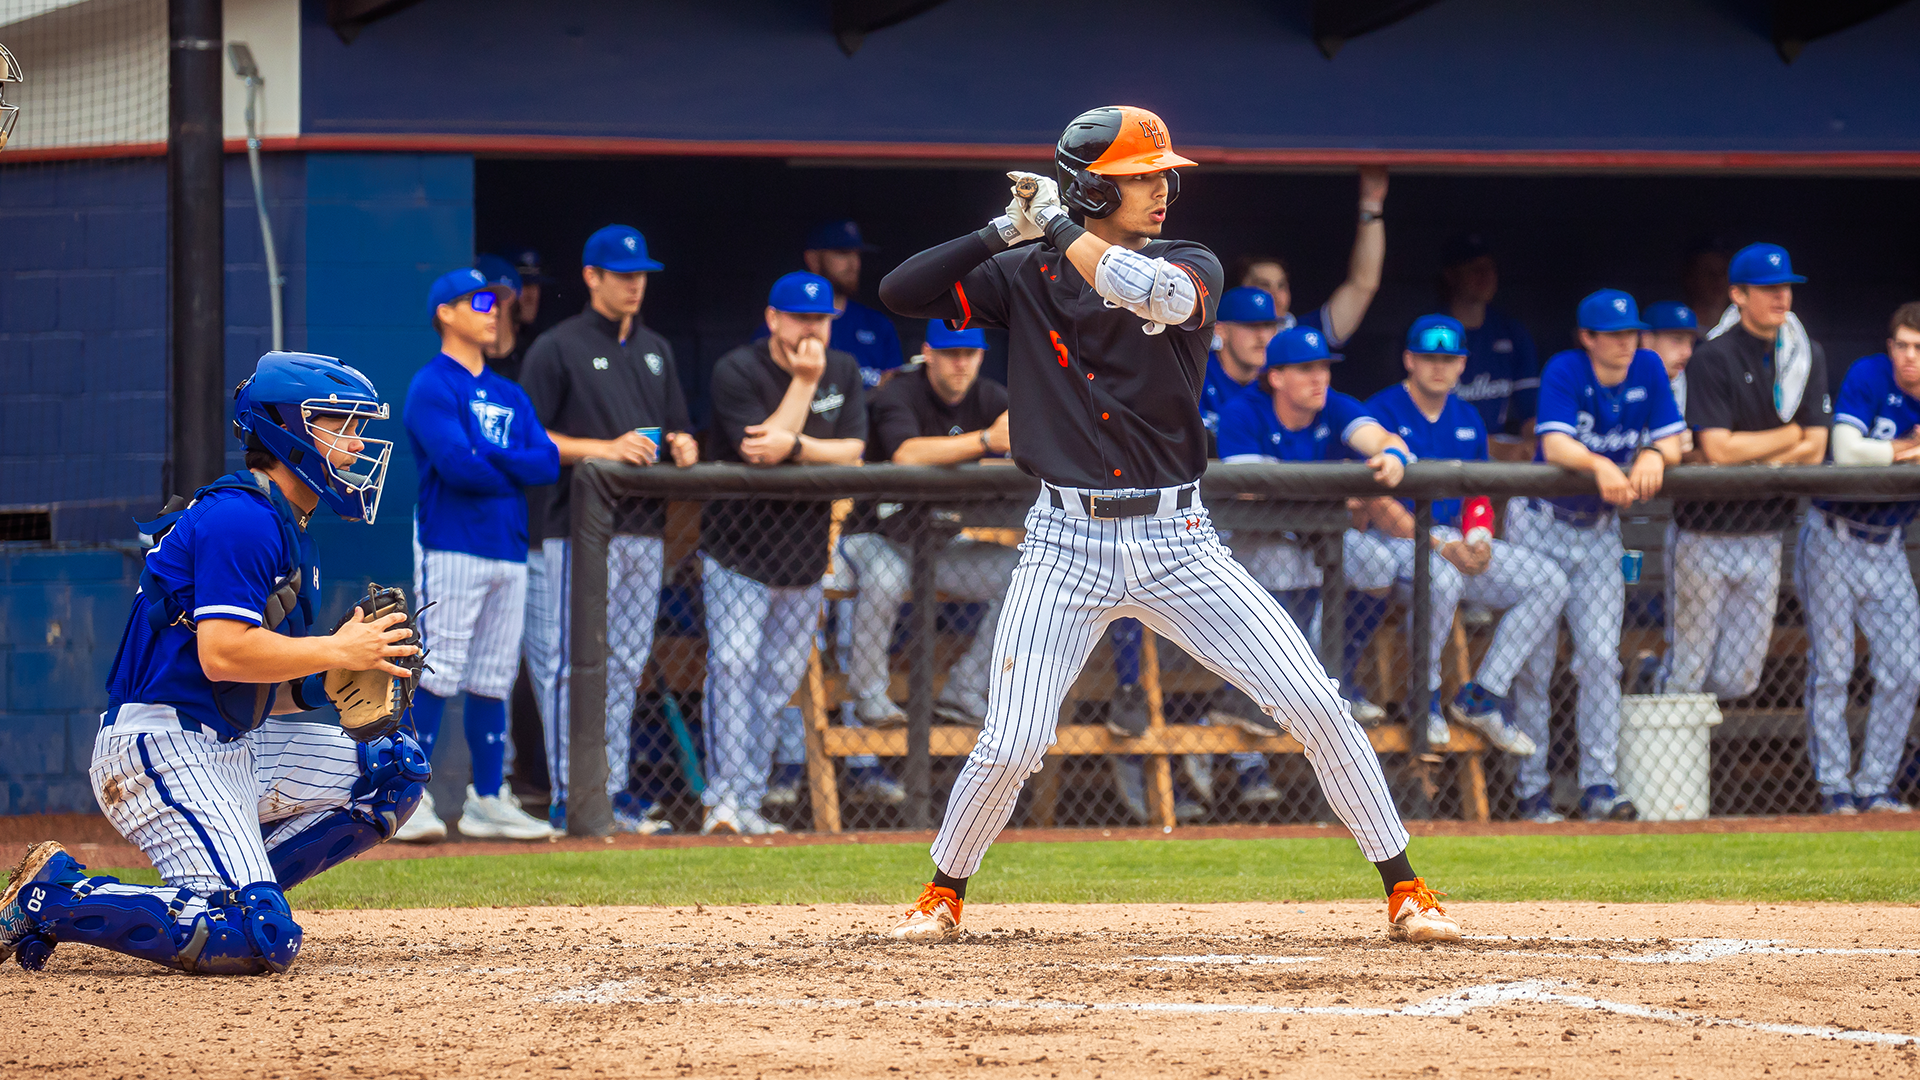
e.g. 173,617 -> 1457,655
1013,176 -> 1038,200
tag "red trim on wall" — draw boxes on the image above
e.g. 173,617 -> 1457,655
7,134 -> 1920,172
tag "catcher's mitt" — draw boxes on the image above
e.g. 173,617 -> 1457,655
326,583 -> 431,743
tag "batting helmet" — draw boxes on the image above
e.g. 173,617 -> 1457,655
1055,106 -> 1197,219
0,42 -> 23,151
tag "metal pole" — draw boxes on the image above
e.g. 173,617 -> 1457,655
235,54 -> 282,352
1410,500 -> 1433,744
905,525 -> 937,830
168,0 -> 225,496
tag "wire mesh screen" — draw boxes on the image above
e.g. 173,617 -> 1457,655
0,0 -> 170,540
559,461 -> 1920,837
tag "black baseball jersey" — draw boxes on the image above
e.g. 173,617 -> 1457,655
947,240 -> 1222,489
521,308 -> 693,541
843,366 -> 1011,539
1675,326 -> 1831,534
701,339 -> 867,587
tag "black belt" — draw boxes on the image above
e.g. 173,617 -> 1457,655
1528,498 -> 1612,529
1821,510 -> 1902,546
1048,483 -> 1196,520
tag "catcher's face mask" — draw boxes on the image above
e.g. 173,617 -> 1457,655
0,43 -> 23,150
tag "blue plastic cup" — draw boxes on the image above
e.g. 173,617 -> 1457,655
633,426 -> 662,464
1621,549 -> 1644,584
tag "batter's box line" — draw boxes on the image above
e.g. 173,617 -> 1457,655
533,979 -> 1916,1046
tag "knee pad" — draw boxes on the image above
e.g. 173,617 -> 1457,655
270,732 -> 428,890
180,883 -> 302,975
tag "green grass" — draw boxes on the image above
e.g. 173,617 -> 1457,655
93,830 -> 1920,910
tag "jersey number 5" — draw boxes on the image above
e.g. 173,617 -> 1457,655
1049,330 -> 1071,368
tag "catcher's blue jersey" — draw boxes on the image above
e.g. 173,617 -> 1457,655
1816,353 -> 1920,528
106,475 -> 318,740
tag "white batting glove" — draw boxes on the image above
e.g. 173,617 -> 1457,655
1011,170 -> 1074,236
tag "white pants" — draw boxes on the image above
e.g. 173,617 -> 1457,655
1507,501 -> 1626,794
1794,513 -> 1920,797
1231,536 -> 1324,592
1342,529 -> 1462,696
930,488 -> 1409,878
837,532 -> 1022,718
413,545 -> 528,700
700,555 -> 820,811
1666,529 -> 1782,699
91,706 -> 363,897
536,535 -> 665,806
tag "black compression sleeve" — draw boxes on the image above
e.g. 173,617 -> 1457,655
877,226 -> 1006,320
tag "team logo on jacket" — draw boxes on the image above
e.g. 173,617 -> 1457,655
856,329 -> 876,345
312,567 -> 320,593
1492,339 -> 1514,354
811,386 -> 845,417
1455,427 -> 1477,441
645,352 -> 663,376
471,399 -> 515,448
1624,387 -> 1647,403
593,357 -> 609,370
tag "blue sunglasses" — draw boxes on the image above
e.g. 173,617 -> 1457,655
469,291 -> 498,314
1415,325 -> 1462,354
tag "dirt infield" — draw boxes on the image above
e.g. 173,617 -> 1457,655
4,899 -> 1916,1078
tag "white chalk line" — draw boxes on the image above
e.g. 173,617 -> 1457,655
1143,938 -> 1920,967
533,978 -> 1916,1046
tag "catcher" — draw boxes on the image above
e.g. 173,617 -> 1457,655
0,351 -> 430,975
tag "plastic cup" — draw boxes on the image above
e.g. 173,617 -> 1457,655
1621,549 -> 1644,584
633,426 -> 662,464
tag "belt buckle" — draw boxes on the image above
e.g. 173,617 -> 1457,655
1088,495 -> 1122,520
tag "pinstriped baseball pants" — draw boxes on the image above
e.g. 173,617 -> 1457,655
930,491 -> 1411,878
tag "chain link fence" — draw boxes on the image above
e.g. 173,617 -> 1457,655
553,460 -> 1920,836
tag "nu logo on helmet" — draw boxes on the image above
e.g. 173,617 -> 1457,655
1137,117 -> 1167,150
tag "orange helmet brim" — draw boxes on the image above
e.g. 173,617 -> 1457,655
1086,106 -> 1197,175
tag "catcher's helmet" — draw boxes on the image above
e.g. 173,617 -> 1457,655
233,352 -> 393,524
0,42 -> 22,150
1055,106 -> 1197,219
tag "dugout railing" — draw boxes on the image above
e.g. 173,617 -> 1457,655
561,461 -> 1920,837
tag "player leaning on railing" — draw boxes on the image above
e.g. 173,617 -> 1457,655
1,353 -> 430,975
877,105 -> 1460,944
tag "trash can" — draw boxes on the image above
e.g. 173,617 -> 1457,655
1618,693 -> 1723,821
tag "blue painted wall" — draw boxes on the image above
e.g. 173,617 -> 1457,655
304,0 -> 1920,153
0,547 -> 141,813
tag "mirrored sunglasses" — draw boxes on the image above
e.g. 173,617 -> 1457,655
469,291 -> 497,314
1416,326 -> 1462,354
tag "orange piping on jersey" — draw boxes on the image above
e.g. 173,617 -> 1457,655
952,281 -> 973,329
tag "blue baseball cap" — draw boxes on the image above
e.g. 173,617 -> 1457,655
1405,314 -> 1470,356
1266,325 -> 1342,367
1644,301 -> 1699,334
1728,242 -> 1805,286
805,219 -> 879,253
924,320 -> 987,351
768,271 -> 837,314
508,247 -> 550,284
428,267 -> 491,319
475,254 -> 522,295
1578,289 -> 1650,332
582,225 -> 665,273
1217,287 -> 1279,324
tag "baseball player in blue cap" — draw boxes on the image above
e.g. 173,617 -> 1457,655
1665,243 -> 1830,709
1361,316 -> 1561,756
700,271 -> 866,835
1234,166 -> 1388,352
474,254 -> 528,381
1642,301 -> 1700,454
1508,290 -> 1686,821
2,352 -> 428,974
399,268 -> 562,842
1212,324 -> 1411,799
521,224 -> 698,835
1796,302 -> 1920,814
1200,286 -> 1282,437
802,219 -> 907,388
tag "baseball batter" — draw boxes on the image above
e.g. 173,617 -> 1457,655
1511,290 -> 1685,823
1,352 -> 428,974
876,106 -> 1459,944
401,268 -> 561,842
1795,304 -> 1920,815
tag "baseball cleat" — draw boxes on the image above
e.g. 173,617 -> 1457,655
1858,793 -> 1913,814
1446,685 -> 1537,756
1516,789 -> 1564,823
1821,793 -> 1859,816
1,841 -> 70,964
458,784 -> 561,840
762,763 -> 806,808
1234,763 -> 1283,805
392,788 -> 447,843
931,698 -> 987,728
702,802 -> 787,836
612,792 -> 675,835
1424,712 -> 1451,749
889,883 -> 963,942
1106,683 -> 1150,738
1387,878 -> 1461,943
1579,784 -> 1639,821
847,765 -> 908,806
855,694 -> 908,729
1345,693 -> 1388,727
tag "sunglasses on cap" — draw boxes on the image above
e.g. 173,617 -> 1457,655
1414,325 -> 1463,355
